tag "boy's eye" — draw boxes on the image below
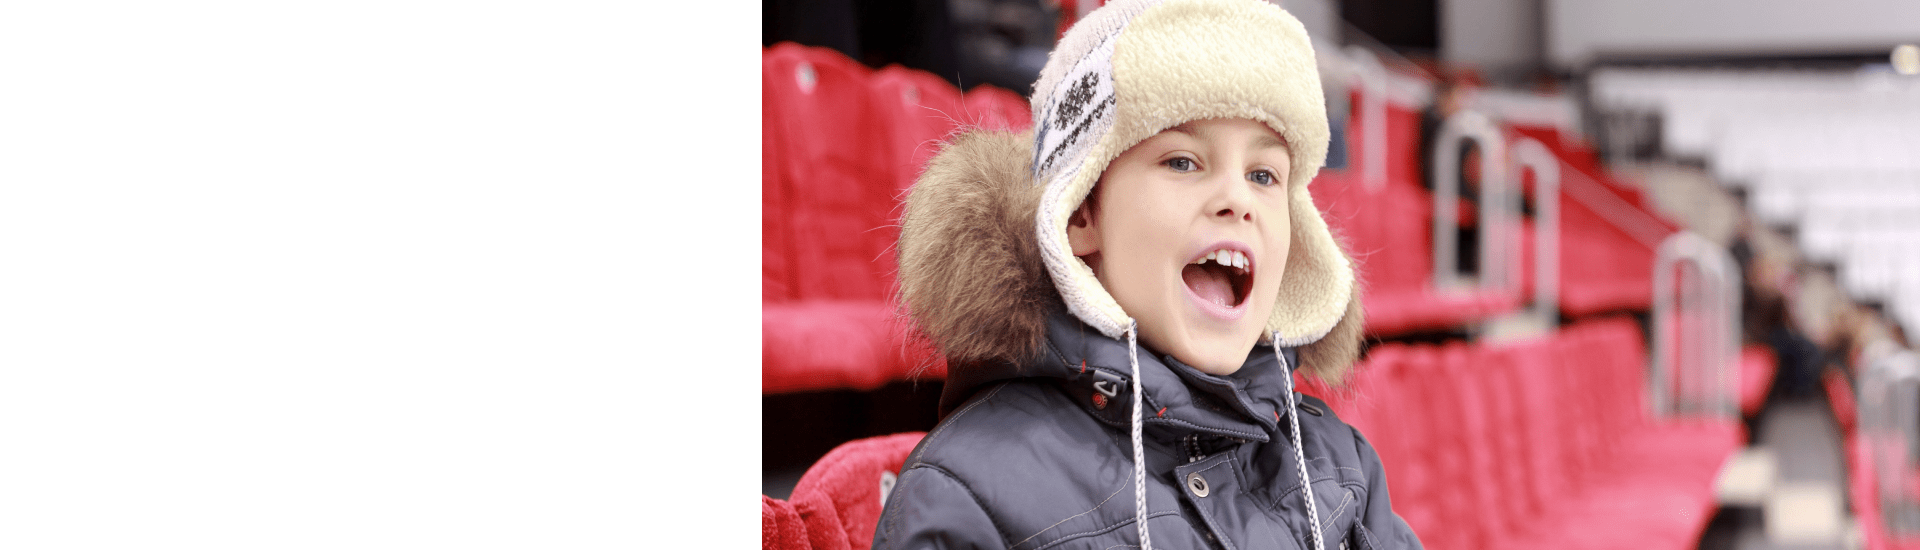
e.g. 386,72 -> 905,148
1248,169 -> 1279,186
1164,157 -> 1196,172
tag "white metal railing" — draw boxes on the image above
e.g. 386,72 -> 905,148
1431,110 -> 1515,294
1650,231 -> 1741,419
1510,137 -> 1561,322
1860,348 -> 1920,535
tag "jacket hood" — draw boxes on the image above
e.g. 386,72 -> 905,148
896,129 -> 1364,394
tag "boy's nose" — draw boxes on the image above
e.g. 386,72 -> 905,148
1209,175 -> 1257,222
1214,205 -> 1253,222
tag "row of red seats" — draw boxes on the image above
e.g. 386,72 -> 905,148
762,42 -> 1029,392
1308,95 -> 1675,337
1304,316 -> 1744,550
764,41 -> 1031,304
762,42 -> 1679,392
1507,125 -> 1676,316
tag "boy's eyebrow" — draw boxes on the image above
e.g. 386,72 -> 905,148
1250,133 -> 1288,151
1164,122 -> 1290,151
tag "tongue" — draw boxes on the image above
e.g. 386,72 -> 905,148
1182,264 -> 1237,307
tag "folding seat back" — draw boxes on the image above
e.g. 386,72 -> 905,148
1397,343 -> 1481,550
1327,86 -> 1434,297
1549,327 -> 1610,477
1584,316 -> 1653,428
1505,337 -> 1581,510
1474,341 -> 1542,535
1828,368 -> 1859,436
763,43 -> 897,301
1555,169 -> 1668,316
1327,344 -> 1401,451
868,66 -> 965,291
870,66 -> 965,196
1349,344 -> 1441,543
1739,344 -> 1778,418
1378,93 -> 1428,191
959,84 -> 1032,132
1448,340 -> 1527,545
778,432 -> 928,550
1433,340 -> 1503,549
765,58 -> 796,303
1556,322 -> 1626,464
764,494 -> 810,550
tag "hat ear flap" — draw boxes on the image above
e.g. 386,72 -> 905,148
1264,178 -> 1357,347
1293,241 -> 1364,385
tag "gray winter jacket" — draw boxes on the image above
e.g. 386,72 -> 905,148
871,313 -> 1422,550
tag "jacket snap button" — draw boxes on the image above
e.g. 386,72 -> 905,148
1186,472 -> 1210,498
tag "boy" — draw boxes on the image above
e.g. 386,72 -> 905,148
876,0 -> 1422,548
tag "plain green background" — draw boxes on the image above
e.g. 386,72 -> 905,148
0,2 -> 753,547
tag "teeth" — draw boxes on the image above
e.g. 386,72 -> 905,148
1194,249 -> 1250,271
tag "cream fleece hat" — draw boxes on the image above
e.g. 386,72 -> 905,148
1032,0 -> 1350,347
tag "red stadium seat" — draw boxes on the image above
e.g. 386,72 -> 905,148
1500,319 -> 1739,550
1739,344 -> 1779,418
959,84 -> 1032,132
764,495 -> 809,550
761,301 -> 945,394
765,59 -> 795,303
1341,344 -> 1443,545
869,65 -> 965,200
1474,341 -> 1548,534
763,432 -> 927,550
762,45 -> 946,394
763,43 -> 896,302
1826,368 -> 1857,436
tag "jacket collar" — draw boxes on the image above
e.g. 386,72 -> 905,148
940,312 -> 1300,443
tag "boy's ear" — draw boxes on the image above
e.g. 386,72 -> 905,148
1066,202 -> 1100,256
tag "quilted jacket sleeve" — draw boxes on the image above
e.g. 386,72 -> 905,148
1353,426 -> 1425,549
872,465 -> 1007,550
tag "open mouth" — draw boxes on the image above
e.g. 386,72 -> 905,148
1182,249 -> 1253,309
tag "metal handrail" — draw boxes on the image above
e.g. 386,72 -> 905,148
1431,109 -> 1514,293
1511,138 -> 1561,322
1650,231 -> 1741,419
1860,348 -> 1920,535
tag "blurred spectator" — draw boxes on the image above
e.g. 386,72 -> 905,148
1733,224 -> 1820,401
954,0 -> 1057,93
764,0 -> 964,88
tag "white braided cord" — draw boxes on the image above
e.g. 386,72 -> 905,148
1279,333 -> 1326,550
1128,320 -> 1153,550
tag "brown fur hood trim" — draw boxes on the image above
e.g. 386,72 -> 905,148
895,129 -> 1364,384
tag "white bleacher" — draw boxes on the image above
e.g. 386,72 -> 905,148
1589,67 -> 1920,345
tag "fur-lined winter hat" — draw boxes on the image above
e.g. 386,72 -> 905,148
1032,0 -> 1352,348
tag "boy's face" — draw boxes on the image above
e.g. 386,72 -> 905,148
1068,118 -> 1292,375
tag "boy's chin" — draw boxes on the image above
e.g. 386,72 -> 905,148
1164,335 -> 1260,376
